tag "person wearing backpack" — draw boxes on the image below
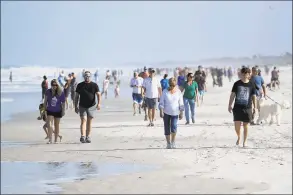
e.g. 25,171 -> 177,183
41,75 -> 48,101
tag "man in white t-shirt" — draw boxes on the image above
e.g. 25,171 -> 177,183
142,68 -> 162,126
130,72 -> 144,116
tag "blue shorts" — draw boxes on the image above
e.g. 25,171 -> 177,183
199,90 -> 205,96
132,93 -> 143,104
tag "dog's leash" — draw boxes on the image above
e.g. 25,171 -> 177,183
266,95 -> 283,107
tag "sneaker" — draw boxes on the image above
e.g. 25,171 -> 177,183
185,121 -> 190,125
80,136 -> 86,143
192,118 -> 195,124
166,143 -> 172,149
85,137 -> 91,143
133,113 -> 137,116
144,115 -> 148,121
151,122 -> 154,127
171,142 -> 176,149
139,109 -> 141,114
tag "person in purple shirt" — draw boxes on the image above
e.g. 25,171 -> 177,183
43,79 -> 65,144
177,70 -> 185,87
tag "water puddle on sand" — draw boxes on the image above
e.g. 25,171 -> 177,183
1,161 -> 157,194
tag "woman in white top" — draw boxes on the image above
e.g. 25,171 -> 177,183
159,77 -> 184,149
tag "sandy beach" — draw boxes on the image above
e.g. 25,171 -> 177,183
1,68 -> 292,194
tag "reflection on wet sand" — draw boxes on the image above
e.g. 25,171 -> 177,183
1,161 -> 157,194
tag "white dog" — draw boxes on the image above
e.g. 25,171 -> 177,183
257,98 -> 291,126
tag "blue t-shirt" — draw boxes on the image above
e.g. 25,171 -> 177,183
160,79 -> 169,91
177,76 -> 185,87
251,75 -> 264,96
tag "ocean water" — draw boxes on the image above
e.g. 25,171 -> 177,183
1,66 -> 138,123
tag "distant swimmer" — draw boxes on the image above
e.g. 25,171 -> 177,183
9,71 -> 12,83
41,75 -> 49,101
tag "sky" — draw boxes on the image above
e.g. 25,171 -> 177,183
1,1 -> 292,67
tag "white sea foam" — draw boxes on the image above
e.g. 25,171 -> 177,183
1,66 -> 135,93
1,98 -> 14,103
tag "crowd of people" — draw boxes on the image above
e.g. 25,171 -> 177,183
38,64 -> 280,148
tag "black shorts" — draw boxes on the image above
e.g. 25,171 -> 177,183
145,98 -> 157,109
232,107 -> 252,123
271,78 -> 278,82
46,110 -> 62,118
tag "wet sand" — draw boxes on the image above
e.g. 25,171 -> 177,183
1,69 -> 292,194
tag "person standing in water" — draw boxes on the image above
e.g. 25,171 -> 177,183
159,77 -> 184,149
228,67 -> 256,147
75,71 -> 101,143
180,73 -> 199,124
41,76 -> 48,101
9,71 -> 13,83
130,72 -> 144,116
142,68 -> 162,126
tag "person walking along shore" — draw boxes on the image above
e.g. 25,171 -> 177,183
228,67 -> 256,147
159,78 -> 184,149
75,71 -> 101,143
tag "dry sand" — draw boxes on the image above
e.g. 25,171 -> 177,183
1,67 -> 292,194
